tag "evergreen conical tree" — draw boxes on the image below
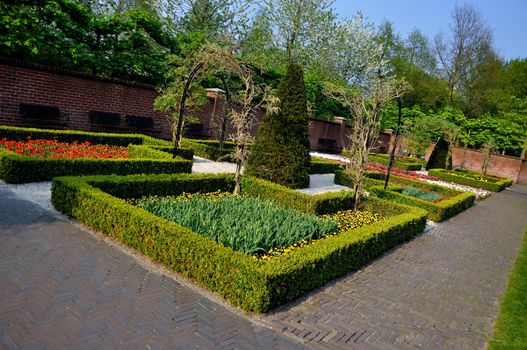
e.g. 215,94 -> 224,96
246,63 -> 311,188
426,138 -> 452,170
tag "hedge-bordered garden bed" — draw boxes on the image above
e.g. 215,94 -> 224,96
368,153 -> 424,171
309,157 -> 344,174
428,168 -> 513,192
0,146 -> 192,183
51,173 -> 427,313
335,170 -> 475,222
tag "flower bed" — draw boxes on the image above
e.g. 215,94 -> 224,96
51,173 -> 427,312
422,179 -> 491,200
428,168 -> 513,192
134,192 -> 338,255
335,170 -> 475,222
1,138 -> 129,159
0,142 -> 191,183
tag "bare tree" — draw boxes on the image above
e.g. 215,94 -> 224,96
325,79 -> 410,209
434,3 -> 493,104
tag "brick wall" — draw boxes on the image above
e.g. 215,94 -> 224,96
0,61 -> 173,139
422,142 -> 527,184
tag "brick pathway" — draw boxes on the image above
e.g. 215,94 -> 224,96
0,185 -> 303,349
259,185 -> 527,349
2,182 -> 527,349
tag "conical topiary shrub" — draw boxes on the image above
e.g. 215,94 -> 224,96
426,138 -> 452,170
246,63 -> 311,188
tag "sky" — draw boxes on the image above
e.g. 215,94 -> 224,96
333,0 -> 527,60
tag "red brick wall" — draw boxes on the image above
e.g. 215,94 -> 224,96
0,62 -> 173,139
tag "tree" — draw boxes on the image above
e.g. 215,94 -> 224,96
154,44 -> 216,152
258,0 -> 337,65
434,3 -> 493,104
246,63 -> 311,188
325,79 -> 410,209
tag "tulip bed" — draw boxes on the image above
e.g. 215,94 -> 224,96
51,172 -> 427,312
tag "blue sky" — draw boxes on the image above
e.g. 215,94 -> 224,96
333,0 -> 527,60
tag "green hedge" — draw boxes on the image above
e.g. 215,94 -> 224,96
309,157 -> 344,174
0,148 -> 192,183
128,145 -> 173,159
428,168 -> 513,192
181,139 -> 236,161
368,153 -> 423,171
241,176 -> 354,215
335,170 -> 475,221
147,145 -> 194,160
51,173 -> 427,312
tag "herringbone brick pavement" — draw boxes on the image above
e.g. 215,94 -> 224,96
0,185 -> 304,349
259,185 -> 527,349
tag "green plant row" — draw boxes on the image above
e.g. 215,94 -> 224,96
51,173 -> 427,312
368,153 -> 424,171
335,170 -> 475,221
181,139 -> 236,161
127,144 -> 173,159
137,195 -> 337,255
309,157 -> 344,174
147,145 -> 194,160
0,148 -> 192,183
428,168 -> 513,192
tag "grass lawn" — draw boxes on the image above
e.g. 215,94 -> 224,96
489,229 -> 527,349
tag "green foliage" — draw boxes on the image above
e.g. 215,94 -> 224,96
489,230 -> 527,350
127,145 -> 173,159
426,138 -> 451,170
51,172 -> 427,312
0,0 -> 175,85
247,63 -> 311,188
428,168 -> 513,192
401,185 -> 444,201
0,148 -> 191,183
241,176 -> 354,215
309,157 -> 344,174
181,139 -> 236,161
335,170 -> 475,221
0,125 -> 147,146
145,145 -> 194,160
136,194 -> 337,255
368,153 -> 423,171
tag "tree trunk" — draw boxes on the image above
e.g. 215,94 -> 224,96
233,144 -> 244,195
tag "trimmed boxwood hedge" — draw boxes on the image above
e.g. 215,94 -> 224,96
147,145 -> 194,160
0,148 -> 192,183
51,173 -> 427,313
309,157 -> 344,174
428,168 -> 513,192
181,139 -> 236,161
335,170 -> 475,222
368,153 -> 424,171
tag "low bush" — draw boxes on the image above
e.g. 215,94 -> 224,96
181,139 -> 236,161
309,157 -> 344,174
335,170 -> 475,221
147,145 -> 194,160
428,168 -> 513,192
0,148 -> 191,183
51,173 -> 427,312
136,193 -> 337,255
127,145 -> 172,159
368,153 -> 423,171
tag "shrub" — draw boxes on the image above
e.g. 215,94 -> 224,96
147,145 -> 194,160
136,194 -> 337,255
428,168 -> 513,192
335,170 -> 475,221
51,173 -> 427,312
0,148 -> 191,183
181,139 -> 235,161
246,63 -> 311,188
426,138 -> 451,170
310,157 -> 344,174
367,153 -> 423,171
128,145 -> 173,159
